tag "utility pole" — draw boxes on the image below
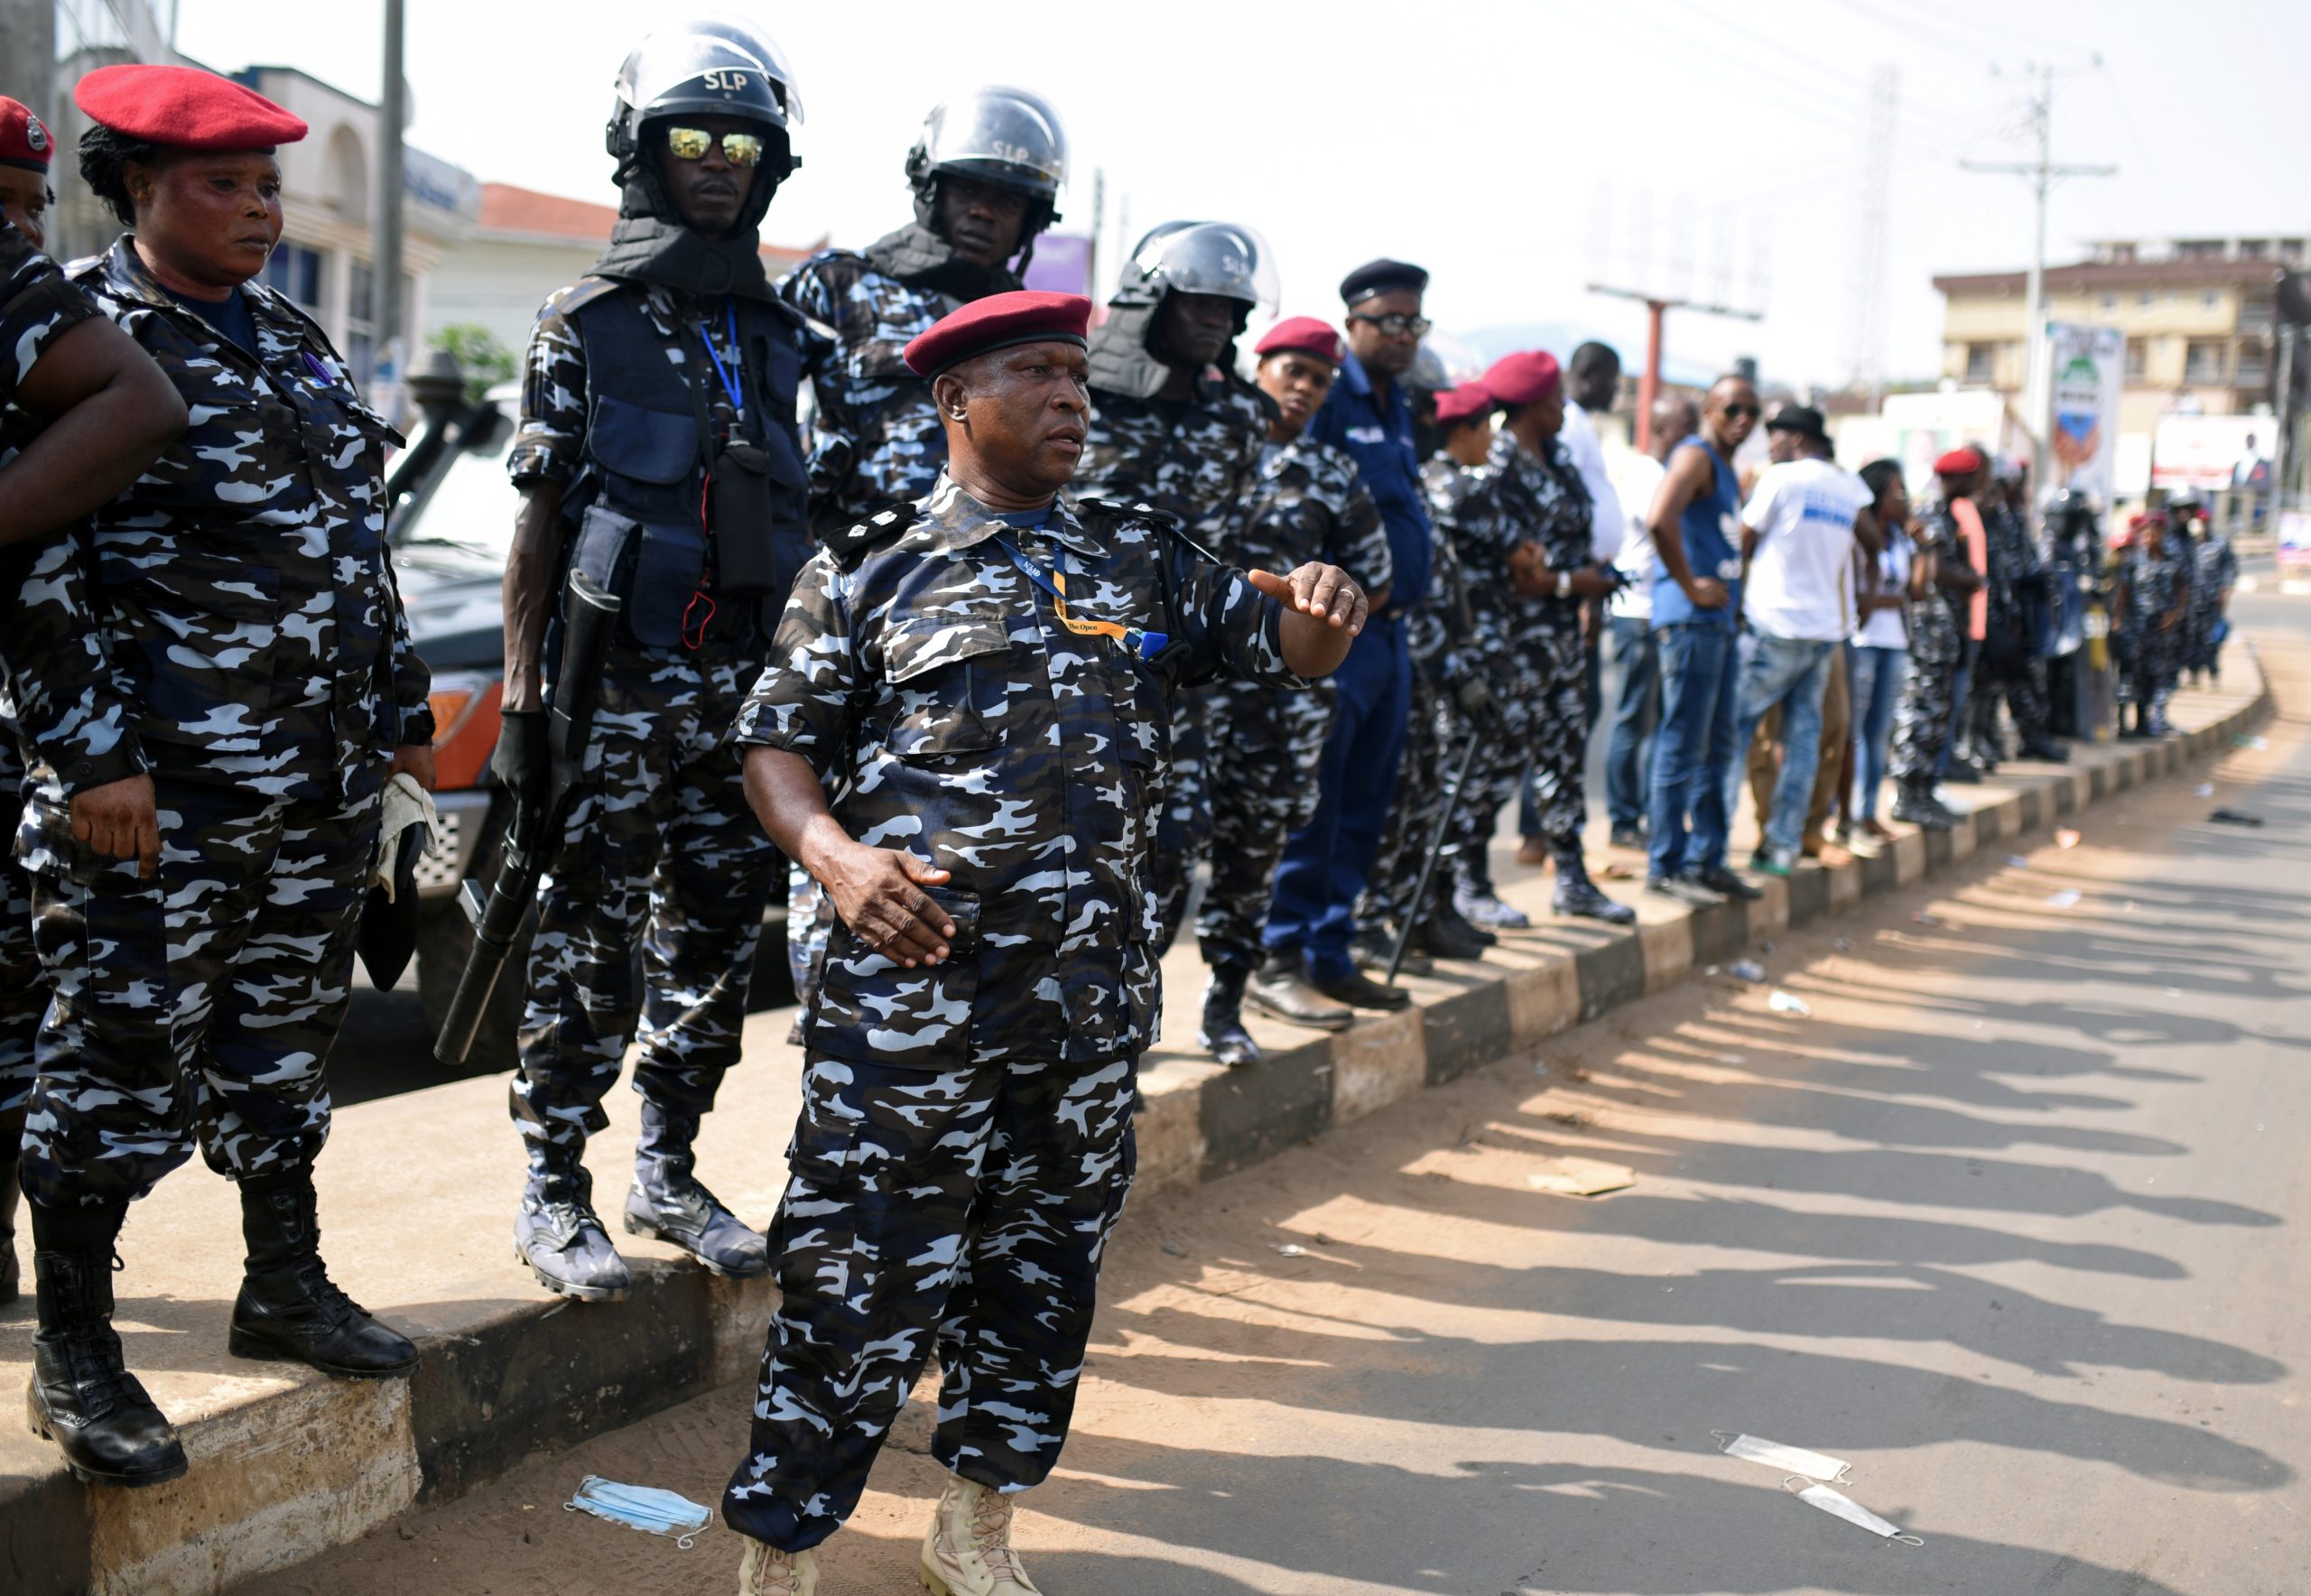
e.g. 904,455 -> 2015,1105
1963,60 -> 2114,489
377,0 -> 408,412
0,0 -> 55,134
1846,64 -> 1898,395
1586,284 -> 1762,452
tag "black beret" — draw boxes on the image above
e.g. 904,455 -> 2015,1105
1339,257 -> 1429,306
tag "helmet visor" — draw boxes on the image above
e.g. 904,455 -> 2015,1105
922,86 -> 1065,196
617,18 -> 803,128
1126,221 -> 1277,313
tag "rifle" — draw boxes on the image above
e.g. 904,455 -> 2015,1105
433,570 -> 623,1065
1387,720 -> 1484,988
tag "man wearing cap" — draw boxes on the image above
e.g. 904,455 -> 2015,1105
1439,350 -> 1633,924
1641,375 -> 1766,905
721,289 -> 1365,1594
1358,380 -> 1498,964
12,63 -> 433,1487
1194,314 -> 1395,1063
1259,259 -> 1435,1014
497,22 -> 812,1301
775,88 -> 1069,1025
0,94 -> 189,1314
1887,448 -> 1985,826
1077,220 -> 1275,955
1723,404 -> 1873,875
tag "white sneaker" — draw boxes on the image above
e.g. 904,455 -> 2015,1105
738,1539 -> 819,1594
921,1474 -> 1044,1595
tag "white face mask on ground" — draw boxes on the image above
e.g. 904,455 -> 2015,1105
1712,1432 -> 1852,1482
565,1475 -> 713,1548
1787,1480 -> 1925,1545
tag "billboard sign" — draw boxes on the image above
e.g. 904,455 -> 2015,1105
2046,321 -> 2123,504
2152,414 -> 2276,492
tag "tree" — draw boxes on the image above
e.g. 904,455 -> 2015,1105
430,323 -> 517,405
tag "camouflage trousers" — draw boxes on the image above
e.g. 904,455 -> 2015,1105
1889,647 -> 1960,785
14,757 -> 383,1208
0,732 -> 41,1147
1146,695 -> 1210,955
722,1050 -> 1137,1554
2117,627 -> 2180,709
1359,662 -> 1455,933
512,644 -> 777,1153
1452,624 -> 1586,878
1965,646 -> 2051,756
1196,680 -> 1333,970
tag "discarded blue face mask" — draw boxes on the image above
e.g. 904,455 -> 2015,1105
565,1475 -> 712,1548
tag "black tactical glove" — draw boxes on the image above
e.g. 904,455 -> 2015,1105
490,709 -> 550,812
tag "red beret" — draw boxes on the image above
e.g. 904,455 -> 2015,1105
1432,382 -> 1497,427
1934,444 -> 1986,477
904,290 -> 1091,378
1481,349 -> 1561,408
0,97 -> 52,172
74,65 -> 307,152
1254,315 -> 1344,365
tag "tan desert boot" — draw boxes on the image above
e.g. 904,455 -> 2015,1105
738,1537 -> 819,1594
919,1474 -> 1044,1595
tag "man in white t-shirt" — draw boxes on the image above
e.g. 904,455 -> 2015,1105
1600,394 -> 1697,846
1726,404 -> 1873,872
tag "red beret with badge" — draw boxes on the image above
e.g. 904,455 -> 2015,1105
1432,382 -> 1497,427
1480,349 -> 1562,408
74,64 -> 308,151
0,97 -> 52,172
903,290 -> 1091,378
1253,315 -> 1345,365
1934,444 -> 1986,477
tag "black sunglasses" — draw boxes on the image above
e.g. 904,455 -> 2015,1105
1722,403 -> 1762,420
1349,311 -> 1432,339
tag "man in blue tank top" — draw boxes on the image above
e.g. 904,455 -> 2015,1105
1641,376 -> 1765,904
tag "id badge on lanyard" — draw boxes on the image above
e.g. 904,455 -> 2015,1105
998,540 -> 1168,661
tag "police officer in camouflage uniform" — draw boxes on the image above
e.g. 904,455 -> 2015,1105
720,290 -> 1366,1595
1889,449 -> 1983,829
775,88 -> 1068,1020
12,64 -> 431,1488
1439,352 -> 1633,925
0,100 -> 187,1315
499,22 -> 812,1300
2177,494 -> 2236,685
1963,459 -> 2065,766
2114,509 -> 2191,738
1076,221 -> 1275,953
1195,314 -> 1395,1065
1357,382 -> 1499,966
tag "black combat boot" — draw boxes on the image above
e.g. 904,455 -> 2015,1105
230,1173 -> 419,1377
626,1101 -> 769,1279
25,1196 -> 188,1487
1552,847 -> 1637,925
1197,958 -> 1262,1069
1,1154 -> 21,1306
1889,779 -> 1954,830
515,1141 -> 632,1301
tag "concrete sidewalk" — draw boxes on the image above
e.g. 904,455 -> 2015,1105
0,662 -> 2271,1596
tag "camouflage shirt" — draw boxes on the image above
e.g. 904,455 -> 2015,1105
777,249 -> 954,528
735,475 -> 1297,1069
1073,370 -> 1271,551
0,218 -> 93,409
1226,434 -> 1395,596
1441,430 -> 1593,667
5,237 -> 430,801
1415,458 -> 1482,670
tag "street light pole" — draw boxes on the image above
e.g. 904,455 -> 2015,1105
1586,284 -> 1763,453
377,0 -> 407,408
1963,61 -> 2114,490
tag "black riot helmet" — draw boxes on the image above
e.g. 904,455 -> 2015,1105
605,15 -> 803,229
1108,220 -> 1277,334
906,86 -> 1067,241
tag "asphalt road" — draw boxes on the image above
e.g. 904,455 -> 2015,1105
259,597 -> 2311,1595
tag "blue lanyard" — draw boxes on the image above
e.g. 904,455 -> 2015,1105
998,537 -> 1170,661
699,303 -> 743,414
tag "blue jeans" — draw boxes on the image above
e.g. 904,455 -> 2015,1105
1602,616 -> 1658,830
1647,621 -> 1740,880
1848,644 -> 1907,821
1266,618 -> 1411,981
1724,632 -> 1837,858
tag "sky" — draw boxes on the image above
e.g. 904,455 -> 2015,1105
174,0 -> 2307,391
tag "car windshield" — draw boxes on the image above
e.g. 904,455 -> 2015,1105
394,386 -> 520,561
